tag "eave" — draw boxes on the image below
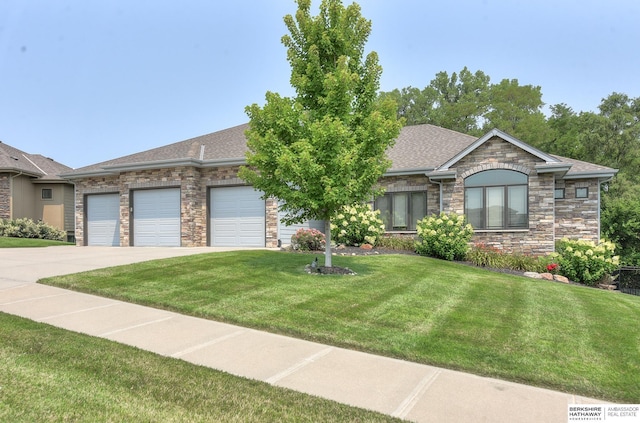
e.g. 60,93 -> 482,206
384,167 -> 436,177
60,157 -> 248,180
561,169 -> 619,181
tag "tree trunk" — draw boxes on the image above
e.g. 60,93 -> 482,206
324,219 -> 332,267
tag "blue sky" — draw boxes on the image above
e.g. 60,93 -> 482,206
1,0 -> 638,169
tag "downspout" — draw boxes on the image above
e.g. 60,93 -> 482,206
552,174 -> 556,248
427,176 -> 444,213
598,177 -> 613,241
434,180 -> 443,212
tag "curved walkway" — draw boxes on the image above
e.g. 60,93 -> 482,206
0,246 -> 608,422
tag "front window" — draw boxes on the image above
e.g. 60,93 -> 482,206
375,191 -> 427,231
464,170 -> 528,230
41,188 -> 53,200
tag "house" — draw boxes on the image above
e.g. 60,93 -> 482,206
62,124 -> 617,255
0,141 -> 75,240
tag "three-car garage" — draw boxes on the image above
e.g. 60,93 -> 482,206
85,186 -> 268,247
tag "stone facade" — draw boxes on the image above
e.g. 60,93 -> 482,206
447,137 -> 557,255
73,166 -> 279,248
376,136 -> 602,256
72,136 -> 605,253
554,178 -> 601,242
0,174 -> 10,219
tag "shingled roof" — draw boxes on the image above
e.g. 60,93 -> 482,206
0,141 -> 72,181
62,123 -> 617,179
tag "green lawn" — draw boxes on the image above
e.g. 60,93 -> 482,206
0,313 -> 400,422
0,236 -> 73,248
41,250 -> 640,402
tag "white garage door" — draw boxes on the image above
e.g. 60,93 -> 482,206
87,193 -> 120,246
210,186 -> 265,247
277,204 -> 325,246
133,188 -> 181,247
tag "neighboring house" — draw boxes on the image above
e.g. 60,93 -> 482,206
62,124 -> 617,255
0,141 -> 75,240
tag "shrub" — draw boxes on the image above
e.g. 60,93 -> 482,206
466,243 -> 551,273
0,218 -> 66,241
555,238 -> 620,285
415,212 -> 473,261
331,204 -> 385,246
375,234 -> 416,251
290,228 -> 325,251
466,243 -> 508,268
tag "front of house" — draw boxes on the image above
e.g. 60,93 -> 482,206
0,141 -> 75,240
63,124 -> 617,255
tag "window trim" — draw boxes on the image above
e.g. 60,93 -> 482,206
575,187 -> 589,198
464,170 -> 529,230
375,191 -> 427,231
41,188 -> 53,200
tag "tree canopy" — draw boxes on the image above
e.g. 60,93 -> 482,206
239,0 -> 401,266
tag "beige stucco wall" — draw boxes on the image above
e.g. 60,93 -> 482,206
9,174 -> 37,221
0,173 -> 74,238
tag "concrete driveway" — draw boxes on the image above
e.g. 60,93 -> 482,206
0,245 -> 235,288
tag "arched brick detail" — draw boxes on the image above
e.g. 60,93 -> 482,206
461,163 -> 531,179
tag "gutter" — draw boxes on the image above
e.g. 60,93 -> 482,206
560,170 -> 618,180
61,157 -> 248,179
384,167 -> 435,177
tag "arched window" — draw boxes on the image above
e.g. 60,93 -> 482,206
464,170 -> 528,229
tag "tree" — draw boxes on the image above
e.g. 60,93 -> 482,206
482,78 -> 550,146
378,67 -> 490,134
429,67 -> 490,135
238,0 -> 401,267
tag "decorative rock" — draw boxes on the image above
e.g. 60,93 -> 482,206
360,243 -> 373,250
597,283 -> 616,290
524,272 -> 542,279
553,275 -> 570,283
540,272 -> 554,281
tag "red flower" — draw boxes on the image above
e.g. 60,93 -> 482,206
547,263 -> 558,272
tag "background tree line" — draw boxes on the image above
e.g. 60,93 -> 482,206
379,67 -> 640,264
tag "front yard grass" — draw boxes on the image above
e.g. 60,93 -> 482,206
0,313 -> 400,422
0,236 -> 72,248
41,250 -> 640,403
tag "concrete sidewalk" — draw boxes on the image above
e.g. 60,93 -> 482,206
0,246 -> 608,422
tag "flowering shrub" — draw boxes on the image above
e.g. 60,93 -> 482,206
330,204 -> 385,246
415,212 -> 473,261
0,218 -> 66,241
555,238 -> 620,285
290,228 -> 325,251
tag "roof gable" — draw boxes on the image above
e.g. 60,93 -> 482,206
0,141 -> 72,180
437,128 -> 559,171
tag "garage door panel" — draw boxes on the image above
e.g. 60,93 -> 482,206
210,186 -> 265,247
133,189 -> 180,247
87,194 -> 120,246
87,195 -> 120,246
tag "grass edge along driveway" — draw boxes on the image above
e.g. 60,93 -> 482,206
41,250 -> 640,403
